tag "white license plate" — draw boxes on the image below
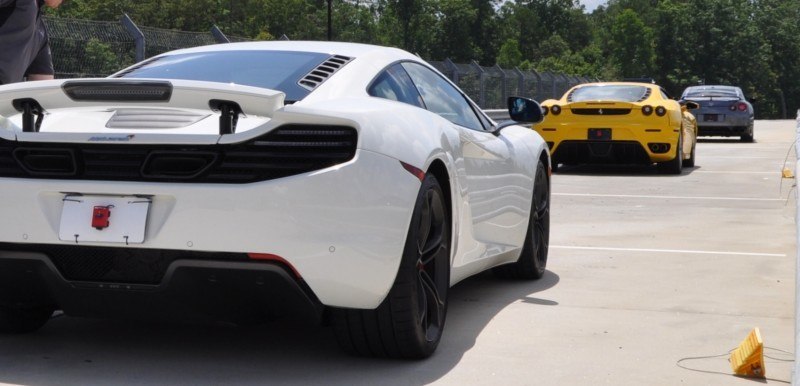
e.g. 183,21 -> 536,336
58,195 -> 151,244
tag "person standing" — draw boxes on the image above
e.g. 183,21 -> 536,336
0,0 -> 63,85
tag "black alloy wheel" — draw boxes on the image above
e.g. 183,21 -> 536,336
333,174 -> 451,358
494,159 -> 550,280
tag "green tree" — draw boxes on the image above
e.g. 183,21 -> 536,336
609,9 -> 654,78
496,38 -> 523,68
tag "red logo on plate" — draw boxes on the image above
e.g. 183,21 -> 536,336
92,206 -> 112,230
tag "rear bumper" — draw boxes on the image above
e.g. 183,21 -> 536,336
697,124 -> 751,136
550,140 -> 655,165
536,120 -> 680,164
696,113 -> 752,136
0,150 -> 420,309
0,247 -> 324,323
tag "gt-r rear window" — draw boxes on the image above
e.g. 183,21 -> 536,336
116,50 -> 331,102
568,85 -> 650,102
683,87 -> 740,99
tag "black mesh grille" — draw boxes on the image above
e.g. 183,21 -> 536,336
0,125 -> 357,183
571,108 -> 631,115
553,140 -> 651,164
0,243 -> 246,284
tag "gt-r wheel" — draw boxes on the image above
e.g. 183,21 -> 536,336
333,174 -> 450,358
493,159 -> 550,280
658,135 -> 683,175
741,131 -> 754,142
0,304 -> 54,334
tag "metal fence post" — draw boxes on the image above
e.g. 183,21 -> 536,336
120,14 -> 145,61
444,58 -> 459,84
514,67 -> 525,98
211,25 -> 230,43
496,64 -> 507,103
471,60 -> 485,107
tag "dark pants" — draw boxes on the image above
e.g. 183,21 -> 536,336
0,0 -> 52,85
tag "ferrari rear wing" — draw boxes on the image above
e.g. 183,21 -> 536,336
0,78 -> 285,134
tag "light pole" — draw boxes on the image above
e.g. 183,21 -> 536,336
327,0 -> 332,41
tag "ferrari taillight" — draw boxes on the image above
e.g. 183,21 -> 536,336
642,105 -> 653,116
655,106 -> 667,116
550,105 -> 561,115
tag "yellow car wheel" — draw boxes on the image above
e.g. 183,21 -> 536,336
657,134 -> 683,175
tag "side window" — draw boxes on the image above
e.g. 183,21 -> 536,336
660,88 -> 671,100
368,64 -> 424,108
400,62 -> 484,131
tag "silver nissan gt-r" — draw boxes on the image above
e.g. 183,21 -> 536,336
679,85 -> 755,142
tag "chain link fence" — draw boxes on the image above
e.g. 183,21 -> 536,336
44,15 -> 597,108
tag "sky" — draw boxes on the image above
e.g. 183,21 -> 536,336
580,0 -> 608,12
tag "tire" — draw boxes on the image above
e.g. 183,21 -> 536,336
658,134 -> 683,175
333,174 -> 451,358
740,122 -> 755,142
0,304 -> 54,334
684,143 -> 696,167
493,159 -> 550,280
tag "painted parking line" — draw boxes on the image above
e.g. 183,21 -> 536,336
553,193 -> 784,201
699,155 -> 786,159
693,170 -> 780,174
552,245 -> 786,257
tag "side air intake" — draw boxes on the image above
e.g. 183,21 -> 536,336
298,55 -> 353,91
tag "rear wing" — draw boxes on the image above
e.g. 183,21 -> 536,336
0,78 -> 285,135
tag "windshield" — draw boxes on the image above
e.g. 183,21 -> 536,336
683,86 -> 740,99
568,85 -> 649,102
116,50 -> 331,102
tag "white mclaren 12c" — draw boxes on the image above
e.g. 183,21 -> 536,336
0,41 -> 551,358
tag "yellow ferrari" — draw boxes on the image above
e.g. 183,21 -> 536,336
534,82 -> 698,174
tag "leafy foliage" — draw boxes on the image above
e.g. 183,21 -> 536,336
48,0 -> 800,118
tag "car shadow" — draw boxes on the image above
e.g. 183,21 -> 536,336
554,163 -> 699,176
0,270 -> 560,385
696,138 -> 753,144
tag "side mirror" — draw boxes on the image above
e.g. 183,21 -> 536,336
681,101 -> 700,110
493,97 -> 544,134
508,96 -> 544,124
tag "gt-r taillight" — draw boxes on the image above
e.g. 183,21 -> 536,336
730,102 -> 747,112
642,105 -> 653,116
655,106 -> 667,116
550,105 -> 561,115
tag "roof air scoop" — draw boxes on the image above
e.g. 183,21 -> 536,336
298,55 -> 353,91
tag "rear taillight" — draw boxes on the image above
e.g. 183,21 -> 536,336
550,105 -> 561,115
542,106 -> 549,116
642,105 -> 653,116
655,106 -> 667,116
730,102 -> 747,112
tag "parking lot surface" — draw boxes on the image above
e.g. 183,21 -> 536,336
0,120 -> 796,385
